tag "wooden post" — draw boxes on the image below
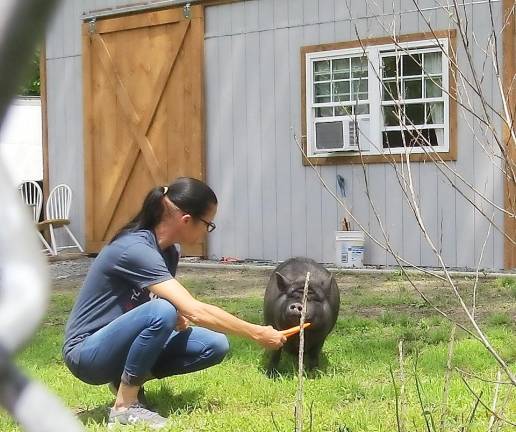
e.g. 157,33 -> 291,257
503,0 -> 516,269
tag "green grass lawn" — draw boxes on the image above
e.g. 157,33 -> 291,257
1,267 -> 515,431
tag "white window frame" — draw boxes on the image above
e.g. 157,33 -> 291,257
305,38 -> 450,158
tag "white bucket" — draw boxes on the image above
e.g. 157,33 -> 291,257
335,230 -> 365,268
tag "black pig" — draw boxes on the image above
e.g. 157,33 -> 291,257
263,257 -> 340,373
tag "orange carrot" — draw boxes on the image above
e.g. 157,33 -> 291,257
280,322 -> 311,337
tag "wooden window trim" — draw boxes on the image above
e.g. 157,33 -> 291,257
301,30 -> 457,166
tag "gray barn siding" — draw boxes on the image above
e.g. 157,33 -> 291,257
45,0 -> 506,269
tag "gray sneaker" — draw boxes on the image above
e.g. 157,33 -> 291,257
108,403 -> 167,429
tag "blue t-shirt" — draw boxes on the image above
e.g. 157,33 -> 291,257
63,229 -> 179,357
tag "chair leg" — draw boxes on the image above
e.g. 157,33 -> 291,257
63,225 -> 84,253
37,231 -> 55,256
48,224 -> 58,256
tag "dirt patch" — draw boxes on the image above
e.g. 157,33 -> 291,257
49,258 -> 515,327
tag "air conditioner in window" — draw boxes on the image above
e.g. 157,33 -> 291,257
314,116 -> 370,153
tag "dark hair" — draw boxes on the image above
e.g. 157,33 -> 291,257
111,177 -> 217,242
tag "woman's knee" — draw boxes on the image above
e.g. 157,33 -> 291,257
210,333 -> 230,362
148,299 -> 177,331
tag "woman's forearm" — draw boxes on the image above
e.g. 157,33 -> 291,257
182,301 -> 263,342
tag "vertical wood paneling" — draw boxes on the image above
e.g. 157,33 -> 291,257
260,30 -> 278,260
63,1 -> 75,57
455,3 -> 476,268
304,24 -> 322,261
259,0 -> 275,30
319,0 -> 335,24
401,11 -> 422,265
231,1 -> 245,34
46,2 -> 65,59
402,162 -> 422,265
246,31 -> 264,259
218,35 -> 236,256
274,0 -> 289,28
419,163 -> 439,267
206,36 -> 222,258
217,3 -> 233,35
367,164 -> 388,265
303,0 -> 318,25
335,0 -> 350,22
319,21 -> 334,44
246,0 -> 260,33
472,2 -> 496,269
288,0 -> 303,27
274,27 -> 292,261
232,33 -> 249,259
319,19 -> 338,263
205,5 -> 219,38
321,167 -> 338,263
385,164 -> 404,265
289,25 -> 307,257
351,164 -> 370,237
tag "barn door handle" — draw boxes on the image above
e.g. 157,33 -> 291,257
183,3 -> 191,19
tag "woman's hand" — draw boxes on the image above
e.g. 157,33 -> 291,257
175,313 -> 190,332
255,325 -> 287,350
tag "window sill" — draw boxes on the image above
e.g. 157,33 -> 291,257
301,138 -> 457,166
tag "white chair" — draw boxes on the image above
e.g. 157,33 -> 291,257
38,184 -> 84,255
18,180 -> 55,256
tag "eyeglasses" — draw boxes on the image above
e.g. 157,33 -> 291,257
169,199 -> 216,233
199,217 -> 216,233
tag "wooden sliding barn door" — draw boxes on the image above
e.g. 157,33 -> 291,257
83,6 -> 205,255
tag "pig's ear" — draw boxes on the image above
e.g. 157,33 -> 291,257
275,272 -> 291,290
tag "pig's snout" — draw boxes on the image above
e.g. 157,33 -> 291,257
287,302 -> 304,317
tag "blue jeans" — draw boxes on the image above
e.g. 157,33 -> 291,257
65,299 -> 229,386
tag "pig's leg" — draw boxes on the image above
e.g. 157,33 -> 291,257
305,343 -> 324,370
266,349 -> 282,377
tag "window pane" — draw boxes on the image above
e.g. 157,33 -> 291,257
425,77 -> 442,98
383,80 -> 400,100
314,73 -> 330,82
408,129 -> 442,146
314,60 -> 330,81
314,60 -> 330,73
427,128 -> 444,146
355,104 -> 370,115
315,107 -> 334,117
402,53 -> 422,76
352,80 -> 368,99
315,121 -> 343,150
383,56 -> 398,78
426,102 -> 444,124
383,129 -> 442,148
314,82 -> 330,97
333,81 -> 350,99
335,105 -> 352,116
316,96 -> 331,103
404,78 -> 422,99
383,105 -> 402,126
424,52 -> 442,74
383,130 -> 404,148
333,58 -> 350,80
351,56 -> 368,78
405,103 -> 425,125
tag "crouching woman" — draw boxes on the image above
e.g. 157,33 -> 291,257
62,177 -> 286,429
